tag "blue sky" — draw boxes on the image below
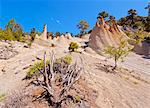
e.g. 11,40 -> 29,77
0,0 -> 149,34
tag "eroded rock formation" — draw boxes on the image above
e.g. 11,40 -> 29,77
40,24 -> 47,40
32,25 -> 74,48
32,25 -> 52,47
89,19 -> 128,53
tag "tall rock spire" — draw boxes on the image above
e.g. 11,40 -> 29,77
41,24 -> 47,40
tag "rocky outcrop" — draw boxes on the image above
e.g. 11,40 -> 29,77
88,20 -> 128,53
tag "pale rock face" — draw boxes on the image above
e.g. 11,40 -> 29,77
59,35 -> 65,41
85,47 -> 97,54
34,34 -> 40,39
60,35 -> 65,38
81,34 -> 90,40
89,22 -> 127,53
56,35 -> 70,46
65,33 -> 72,39
53,37 -> 60,41
56,36 -> 60,41
48,36 -> 52,41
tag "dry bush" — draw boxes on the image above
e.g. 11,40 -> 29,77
30,51 -> 84,108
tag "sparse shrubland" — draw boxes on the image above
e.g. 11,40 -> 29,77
0,19 -> 40,47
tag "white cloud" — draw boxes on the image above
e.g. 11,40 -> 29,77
50,17 -> 61,25
50,17 -> 54,21
56,20 -> 61,24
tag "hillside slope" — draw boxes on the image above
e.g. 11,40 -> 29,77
0,40 -> 150,108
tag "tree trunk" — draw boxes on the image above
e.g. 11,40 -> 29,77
113,57 -> 117,70
72,48 -> 75,52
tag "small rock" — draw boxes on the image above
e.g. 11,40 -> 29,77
23,65 -> 32,70
2,68 -> 6,73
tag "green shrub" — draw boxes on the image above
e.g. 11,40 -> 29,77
27,55 -> 72,78
0,93 -> 6,102
30,28 -> 36,41
27,60 -> 49,78
74,95 -> 81,103
63,55 -> 72,64
0,19 -> 25,42
55,55 -> 72,65
68,42 -> 79,52
126,31 -> 149,44
104,40 -> 133,69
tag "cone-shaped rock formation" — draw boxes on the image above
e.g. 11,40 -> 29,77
89,19 -> 128,53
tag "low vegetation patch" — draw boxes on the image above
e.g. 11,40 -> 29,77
27,55 -> 72,78
27,60 -> 50,78
68,42 -> 79,52
126,31 -> 150,44
0,93 -> 6,102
